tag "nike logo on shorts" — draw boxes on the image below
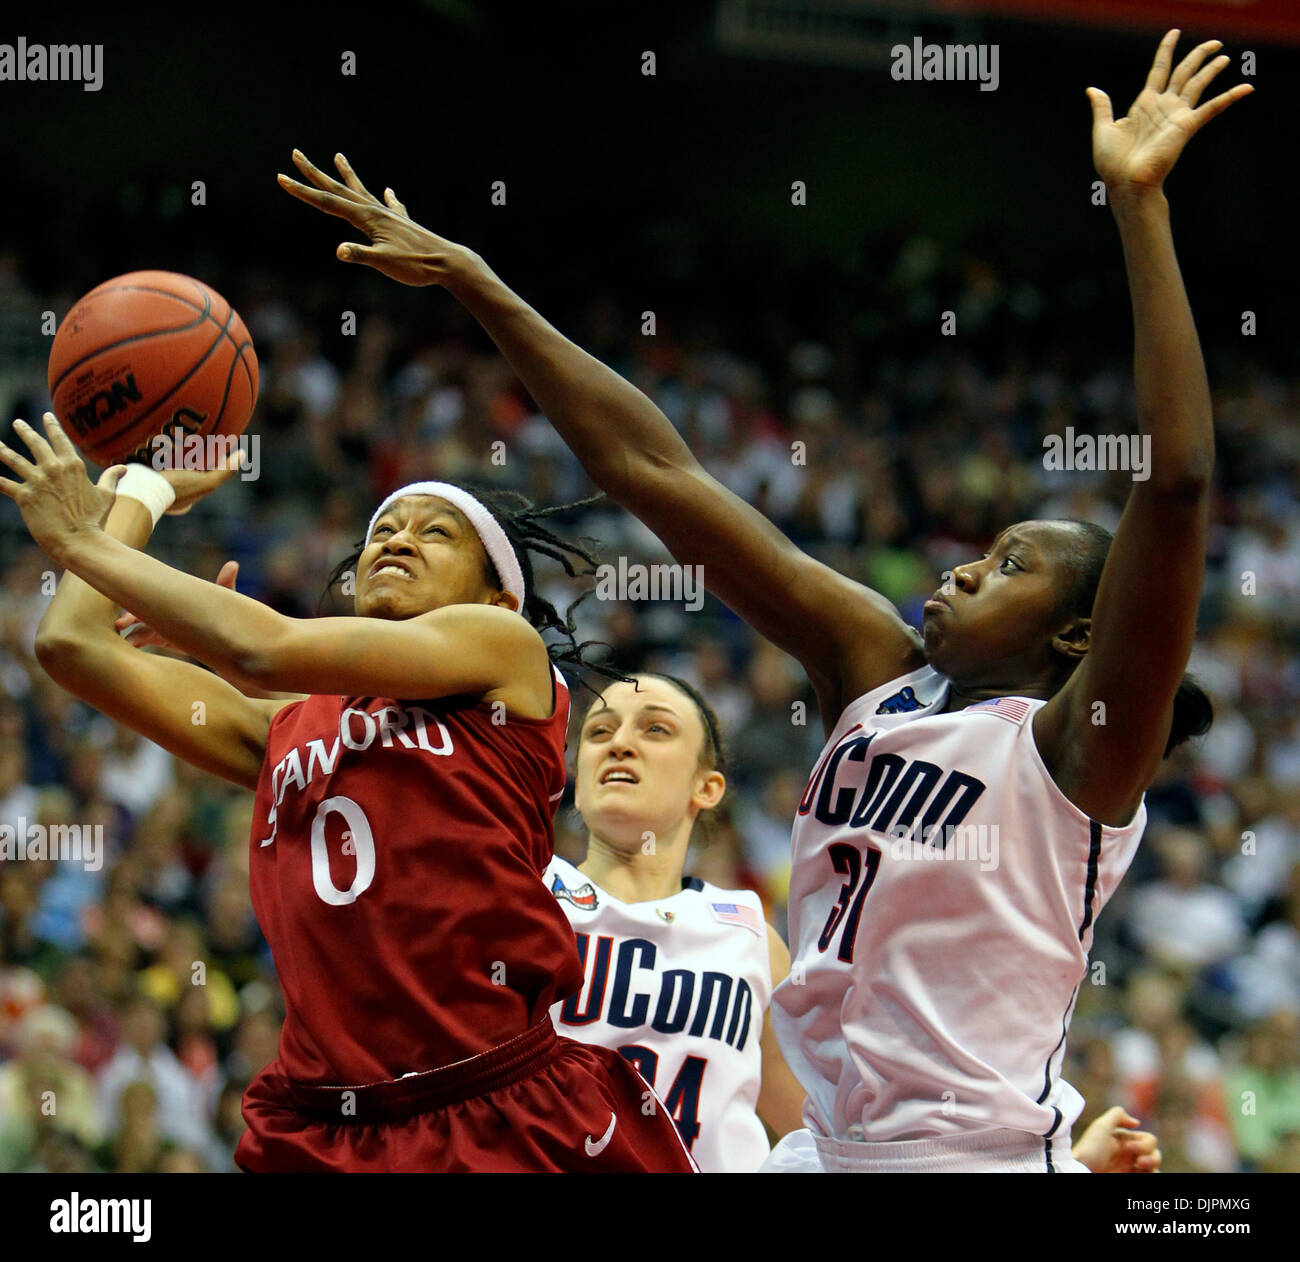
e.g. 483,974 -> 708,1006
584,1112 -> 617,1157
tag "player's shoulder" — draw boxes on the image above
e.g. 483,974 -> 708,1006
262,690 -> 332,737
445,662 -> 569,737
837,662 -> 948,729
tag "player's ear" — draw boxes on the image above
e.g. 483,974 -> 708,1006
491,589 -> 520,613
693,769 -> 726,812
1051,615 -> 1090,661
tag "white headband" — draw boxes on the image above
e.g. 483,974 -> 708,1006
365,481 -> 526,612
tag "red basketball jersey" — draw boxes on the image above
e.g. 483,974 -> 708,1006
247,668 -> 583,1085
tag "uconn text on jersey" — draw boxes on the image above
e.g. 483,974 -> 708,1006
561,933 -> 757,1050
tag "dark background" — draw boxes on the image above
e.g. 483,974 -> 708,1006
1,0 -> 1292,367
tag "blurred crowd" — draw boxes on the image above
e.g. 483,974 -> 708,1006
0,223 -> 1298,1173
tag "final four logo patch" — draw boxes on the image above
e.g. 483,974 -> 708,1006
551,874 -> 599,910
876,685 -> 925,715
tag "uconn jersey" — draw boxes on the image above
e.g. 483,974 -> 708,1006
773,664 -> 1146,1162
545,856 -> 772,1173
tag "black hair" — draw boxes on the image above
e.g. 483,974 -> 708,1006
1050,518 -> 1213,758
321,483 -> 625,683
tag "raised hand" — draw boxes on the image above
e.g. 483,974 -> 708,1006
1088,29 -> 1252,196
0,412 -> 241,559
278,150 -> 480,287
142,450 -> 244,519
0,414 -> 126,561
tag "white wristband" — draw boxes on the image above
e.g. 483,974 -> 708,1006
115,465 -> 176,528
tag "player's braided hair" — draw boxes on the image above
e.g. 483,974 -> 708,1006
320,483 -> 627,685
1052,518 -> 1213,759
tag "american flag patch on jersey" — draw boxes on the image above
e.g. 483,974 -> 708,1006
970,696 -> 1032,724
710,902 -> 764,937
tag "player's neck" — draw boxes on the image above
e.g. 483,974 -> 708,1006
941,680 -> 1053,713
580,828 -> 692,904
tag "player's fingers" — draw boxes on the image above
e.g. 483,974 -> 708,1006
1168,39 -> 1221,95
12,417 -> 56,464
1182,53 -> 1230,108
0,435 -> 38,480
277,173 -> 366,223
337,241 -> 383,265
1085,87 -> 1114,127
383,187 -> 409,217
1091,1104 -> 1130,1129
216,560 -> 240,590
41,411 -> 80,460
290,148 -> 356,197
334,152 -> 377,202
1144,29 -> 1181,93
97,464 -> 128,495
1192,82 -> 1253,128
119,620 -> 164,648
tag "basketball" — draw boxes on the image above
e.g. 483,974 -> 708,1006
46,270 -> 259,468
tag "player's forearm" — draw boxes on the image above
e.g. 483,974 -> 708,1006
44,527 -> 289,683
37,496 -> 155,649
445,261 -> 700,501
1111,189 -> 1214,492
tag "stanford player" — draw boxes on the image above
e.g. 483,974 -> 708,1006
0,428 -> 696,1173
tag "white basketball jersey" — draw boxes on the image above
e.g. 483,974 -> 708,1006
545,855 -> 773,1173
774,664 -> 1146,1154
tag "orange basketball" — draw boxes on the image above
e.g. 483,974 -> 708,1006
47,270 -> 259,467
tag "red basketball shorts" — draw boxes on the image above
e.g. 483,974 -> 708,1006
235,1017 -> 699,1173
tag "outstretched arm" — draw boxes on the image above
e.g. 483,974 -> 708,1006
278,152 -> 924,729
11,454 -> 286,790
1035,31 -> 1250,825
0,415 -> 553,717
